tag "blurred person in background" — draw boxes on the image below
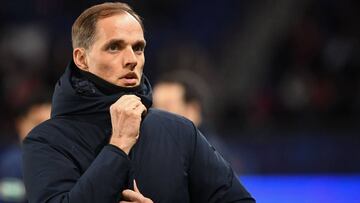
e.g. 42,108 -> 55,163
22,2 -> 254,203
0,93 -> 51,203
153,70 -> 233,162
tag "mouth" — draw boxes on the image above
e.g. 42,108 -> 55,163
119,72 -> 139,86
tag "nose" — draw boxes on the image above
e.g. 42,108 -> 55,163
123,46 -> 137,70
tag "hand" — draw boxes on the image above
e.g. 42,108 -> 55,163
120,180 -> 153,203
109,95 -> 147,154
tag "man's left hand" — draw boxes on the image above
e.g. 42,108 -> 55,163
120,180 -> 153,203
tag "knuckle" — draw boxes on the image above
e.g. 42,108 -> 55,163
111,106 -> 119,113
130,111 -> 138,117
124,110 -> 132,116
126,109 -> 138,117
111,105 -> 126,115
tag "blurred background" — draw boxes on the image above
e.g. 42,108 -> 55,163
0,0 -> 359,202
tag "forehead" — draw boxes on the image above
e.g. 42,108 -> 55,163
94,12 -> 144,44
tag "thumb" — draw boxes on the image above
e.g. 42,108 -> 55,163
134,179 -> 140,193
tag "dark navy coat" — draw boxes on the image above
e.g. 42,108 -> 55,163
22,62 -> 255,203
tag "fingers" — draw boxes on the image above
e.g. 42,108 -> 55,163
119,95 -> 147,116
134,179 -> 140,193
112,95 -> 140,110
122,96 -> 141,111
110,96 -> 146,121
122,189 -> 143,201
112,95 -> 146,112
134,103 -> 147,116
120,181 -> 153,203
119,95 -> 141,106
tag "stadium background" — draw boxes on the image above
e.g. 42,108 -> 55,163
0,0 -> 359,202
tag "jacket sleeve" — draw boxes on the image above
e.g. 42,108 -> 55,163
188,127 -> 255,203
22,136 -> 131,203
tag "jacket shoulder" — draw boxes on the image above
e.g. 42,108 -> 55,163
26,118 -> 65,140
143,108 -> 197,148
145,108 -> 195,128
26,117 -> 78,139
24,117 -> 103,149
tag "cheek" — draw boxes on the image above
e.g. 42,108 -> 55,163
89,59 -> 117,78
92,61 -> 110,74
137,56 -> 145,72
93,55 -> 115,71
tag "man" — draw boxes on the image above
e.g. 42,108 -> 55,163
22,2 -> 255,203
153,70 -> 208,128
153,70 -> 232,161
0,93 -> 51,203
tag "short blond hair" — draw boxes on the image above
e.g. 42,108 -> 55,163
71,2 -> 143,49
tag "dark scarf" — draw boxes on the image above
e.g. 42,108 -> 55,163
51,60 -> 153,121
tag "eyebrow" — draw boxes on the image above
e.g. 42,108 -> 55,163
103,38 -> 146,49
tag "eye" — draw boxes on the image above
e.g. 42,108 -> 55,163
133,44 -> 145,54
108,43 -> 119,52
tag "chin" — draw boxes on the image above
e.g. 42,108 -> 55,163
124,85 -> 138,88
119,83 -> 140,88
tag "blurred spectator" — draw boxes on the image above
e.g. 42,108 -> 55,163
153,70 -> 235,166
0,93 -> 51,203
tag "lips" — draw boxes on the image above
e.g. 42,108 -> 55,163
122,72 -> 138,79
120,72 -> 138,86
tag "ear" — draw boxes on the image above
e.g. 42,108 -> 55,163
186,101 -> 202,127
73,48 -> 88,71
187,101 -> 201,115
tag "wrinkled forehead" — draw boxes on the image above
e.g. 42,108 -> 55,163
93,12 -> 144,44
